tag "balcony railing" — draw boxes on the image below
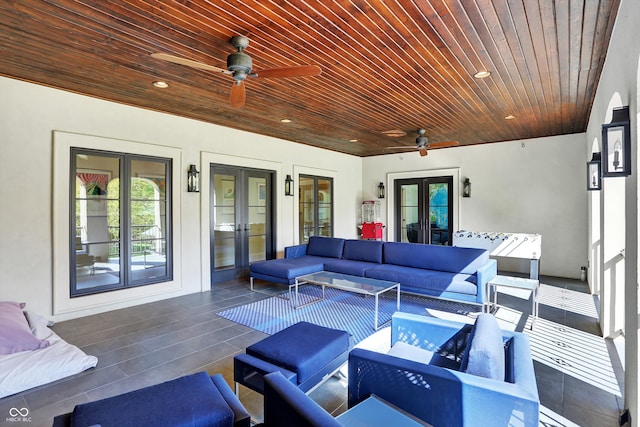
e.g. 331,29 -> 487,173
76,225 -> 164,258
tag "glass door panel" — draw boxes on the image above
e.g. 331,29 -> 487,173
318,178 -> 332,237
395,177 -> 452,245
299,176 -> 315,242
213,174 -> 237,271
247,176 -> 267,263
428,182 -> 451,245
73,154 -> 121,292
129,159 -> 169,282
399,183 -> 419,242
210,166 -> 274,283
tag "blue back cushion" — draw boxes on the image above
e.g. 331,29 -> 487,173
307,236 -> 345,258
383,242 -> 489,274
460,314 -> 505,381
342,240 -> 383,263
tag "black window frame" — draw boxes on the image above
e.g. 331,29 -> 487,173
70,148 -> 173,297
298,175 -> 334,244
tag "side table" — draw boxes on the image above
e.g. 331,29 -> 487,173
486,275 -> 539,328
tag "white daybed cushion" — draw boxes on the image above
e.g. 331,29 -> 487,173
0,311 -> 98,398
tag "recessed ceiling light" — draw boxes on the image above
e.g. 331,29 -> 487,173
381,129 -> 407,138
505,114 -> 516,120
349,139 -> 358,143
473,70 -> 491,79
152,81 -> 169,88
280,118 -> 292,123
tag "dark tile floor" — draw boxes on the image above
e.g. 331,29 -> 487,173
0,275 -> 624,426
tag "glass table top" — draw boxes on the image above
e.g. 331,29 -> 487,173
296,271 -> 399,295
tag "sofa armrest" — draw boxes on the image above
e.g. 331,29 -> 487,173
264,371 -> 342,427
475,259 -> 497,304
284,244 -> 309,259
348,347 -> 539,427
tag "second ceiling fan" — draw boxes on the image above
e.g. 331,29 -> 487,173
151,35 -> 322,108
386,129 -> 459,156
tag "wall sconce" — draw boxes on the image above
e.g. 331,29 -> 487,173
587,152 -> 601,191
187,164 -> 199,193
378,182 -> 385,199
462,178 -> 471,198
285,174 -> 294,196
602,106 -> 631,177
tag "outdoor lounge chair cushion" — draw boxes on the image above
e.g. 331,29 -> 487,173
245,321 -> 350,385
69,372 -> 239,427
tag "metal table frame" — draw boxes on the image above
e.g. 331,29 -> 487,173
485,274 -> 539,328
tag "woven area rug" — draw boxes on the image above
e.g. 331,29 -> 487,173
218,286 -> 486,344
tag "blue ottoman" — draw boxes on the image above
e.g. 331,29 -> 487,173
52,372 -> 250,427
234,322 -> 352,395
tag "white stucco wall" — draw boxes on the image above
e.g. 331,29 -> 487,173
0,76 -> 362,320
584,0 -> 640,419
363,133 -> 588,279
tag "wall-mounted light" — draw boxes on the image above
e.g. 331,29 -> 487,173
602,106 -> 631,177
462,178 -> 471,198
587,152 -> 602,191
187,164 -> 199,193
378,182 -> 385,199
285,174 -> 294,196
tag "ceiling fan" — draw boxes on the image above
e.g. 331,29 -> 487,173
385,129 -> 459,156
151,35 -> 322,108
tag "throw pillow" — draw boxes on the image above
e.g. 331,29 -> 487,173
462,313 -> 505,381
0,302 -> 50,355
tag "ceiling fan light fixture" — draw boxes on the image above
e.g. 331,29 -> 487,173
349,139 -> 358,142
505,114 -> 517,120
280,118 -> 292,123
152,80 -> 169,88
473,70 -> 491,79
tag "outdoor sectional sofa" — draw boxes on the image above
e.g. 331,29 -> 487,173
250,236 -> 497,305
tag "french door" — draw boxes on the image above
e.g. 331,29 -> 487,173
210,165 -> 274,283
395,176 -> 453,245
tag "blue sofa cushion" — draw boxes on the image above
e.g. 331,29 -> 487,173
461,314 -> 505,381
365,265 -> 477,296
246,322 -> 350,385
306,236 -> 345,259
71,372 -> 235,427
383,242 -> 489,274
342,239 -> 383,263
323,259 -> 376,276
250,257 -> 325,280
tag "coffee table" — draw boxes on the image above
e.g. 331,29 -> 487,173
293,271 -> 400,330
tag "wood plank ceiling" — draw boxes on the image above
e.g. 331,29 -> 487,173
0,0 -> 620,157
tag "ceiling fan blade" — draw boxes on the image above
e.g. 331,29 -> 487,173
428,141 -> 459,149
151,53 -> 231,75
419,148 -> 429,157
230,81 -> 245,108
253,65 -> 322,78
